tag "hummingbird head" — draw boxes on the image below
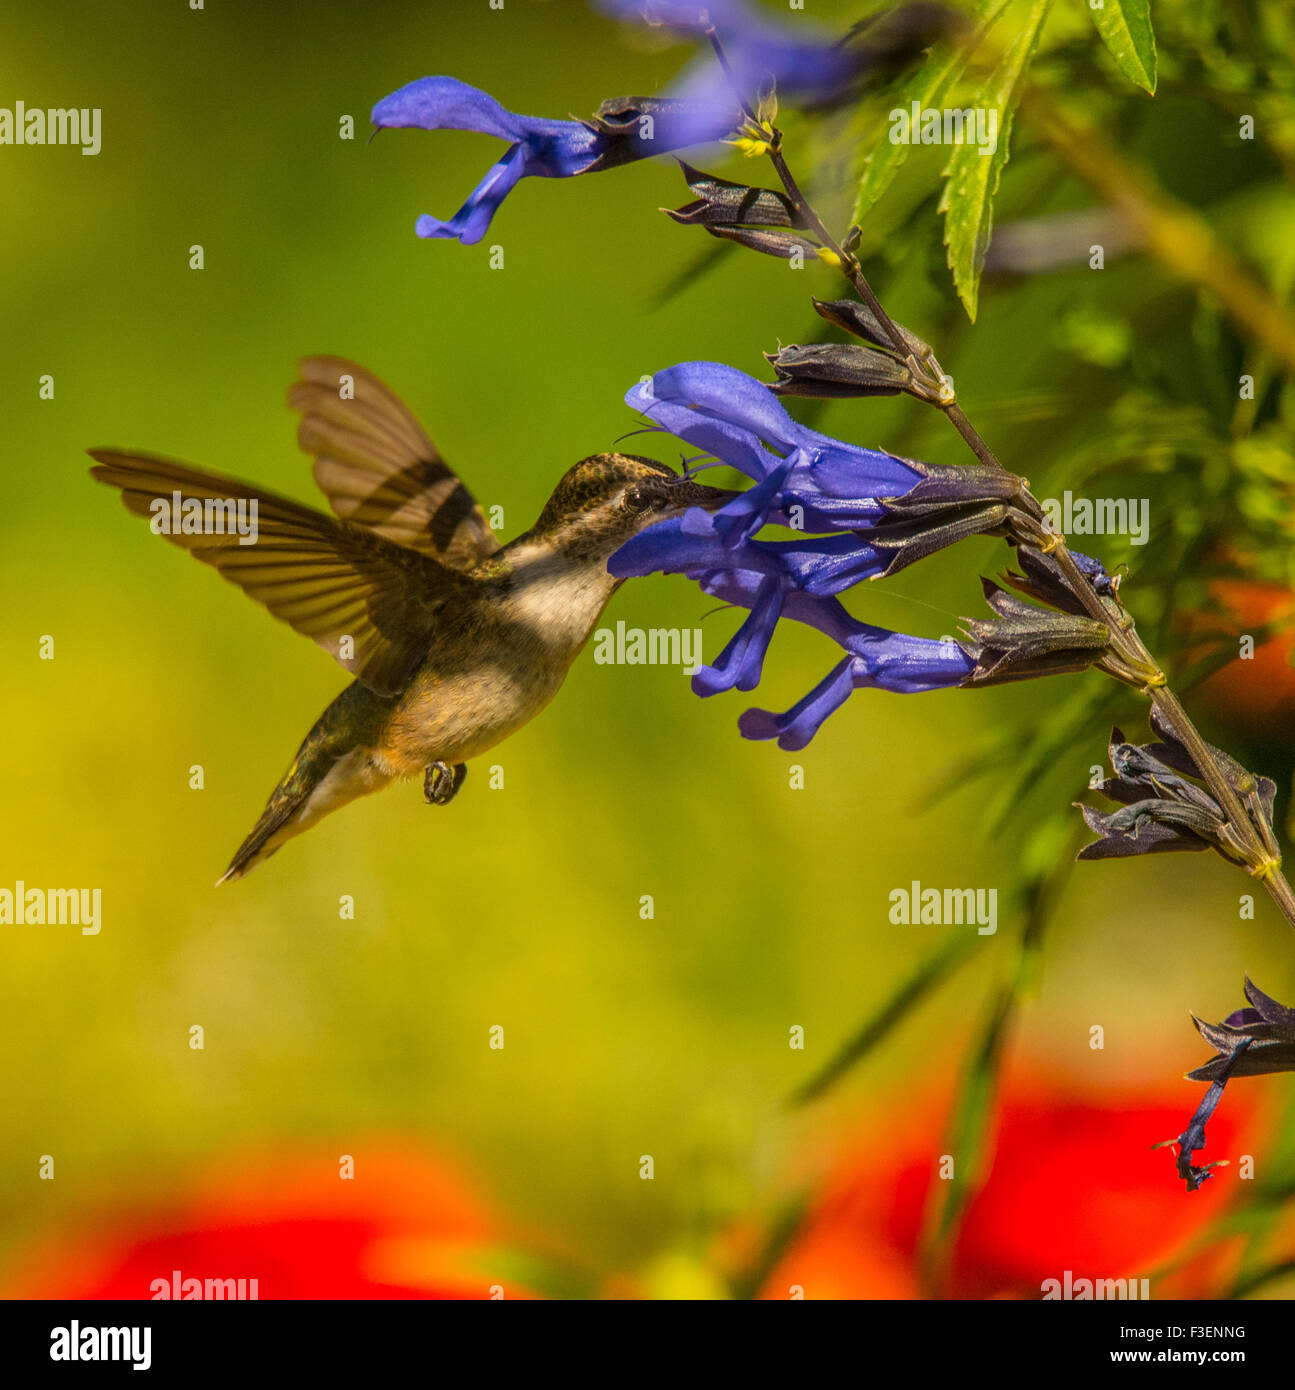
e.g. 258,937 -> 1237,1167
532,453 -> 735,562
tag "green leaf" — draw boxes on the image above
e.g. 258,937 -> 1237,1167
938,0 -> 1051,321
1089,0 -> 1158,95
853,0 -> 1013,223
919,982 -> 1015,1276
787,930 -> 978,1107
651,236 -> 731,311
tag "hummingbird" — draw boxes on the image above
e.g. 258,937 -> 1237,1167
89,356 -> 731,881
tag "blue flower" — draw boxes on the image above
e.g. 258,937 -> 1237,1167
593,1 -> 954,112
611,515 -> 892,597
704,566 -> 972,748
592,0 -> 857,106
370,77 -> 735,244
608,361 -> 1117,746
605,360 -> 1059,746
608,519 -> 973,746
625,361 -> 924,547
624,362 -> 1027,564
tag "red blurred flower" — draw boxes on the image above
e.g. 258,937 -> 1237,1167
2,1144 -> 539,1300
754,1072 -> 1268,1300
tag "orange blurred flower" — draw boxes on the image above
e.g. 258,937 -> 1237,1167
1190,579 -> 1295,731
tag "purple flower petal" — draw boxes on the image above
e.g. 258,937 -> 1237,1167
634,362 -> 923,539
607,518 -> 785,580
844,628 -> 976,694
414,142 -> 529,243
645,361 -> 804,452
693,563 -> 972,744
626,389 -> 780,482
373,76 -> 732,245
692,574 -> 784,696
593,0 -> 856,104
708,462 -> 793,546
739,657 -> 859,750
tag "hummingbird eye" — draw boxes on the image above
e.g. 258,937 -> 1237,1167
624,486 -> 652,513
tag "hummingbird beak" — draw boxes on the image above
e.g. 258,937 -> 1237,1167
663,478 -> 740,513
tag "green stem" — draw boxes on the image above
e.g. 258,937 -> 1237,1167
753,100 -> 1295,931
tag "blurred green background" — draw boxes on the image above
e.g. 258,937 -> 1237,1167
3,0 -> 1293,1290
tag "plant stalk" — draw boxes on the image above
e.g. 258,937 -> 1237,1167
739,76 -> 1295,930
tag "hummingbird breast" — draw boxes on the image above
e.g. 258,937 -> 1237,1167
373,547 -> 620,777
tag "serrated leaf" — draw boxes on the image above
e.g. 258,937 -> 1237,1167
853,0 -> 1012,223
1089,0 -> 1158,95
938,0 -> 1051,321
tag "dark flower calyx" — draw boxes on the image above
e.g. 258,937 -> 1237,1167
959,580 -> 1112,685
811,296 -> 931,362
664,164 -> 823,259
766,342 -> 915,398
1076,714 -> 1279,868
1000,543 -> 1119,613
1188,977 -> 1295,1082
1162,978 -> 1295,1191
666,163 -> 801,227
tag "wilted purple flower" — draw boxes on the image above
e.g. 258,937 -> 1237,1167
1076,709 -> 1278,870
370,77 -> 735,243
1159,979 -> 1295,1191
1156,1041 -> 1250,1192
1188,978 -> 1295,1082
999,540 -> 1118,607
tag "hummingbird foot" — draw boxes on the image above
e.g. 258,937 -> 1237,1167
424,761 -> 468,806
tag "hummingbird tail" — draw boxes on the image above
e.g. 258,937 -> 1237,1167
217,689 -> 393,883
217,816 -> 291,884
217,788 -> 313,884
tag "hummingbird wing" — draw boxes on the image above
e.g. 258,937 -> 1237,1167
288,356 -> 500,571
88,450 -> 470,698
